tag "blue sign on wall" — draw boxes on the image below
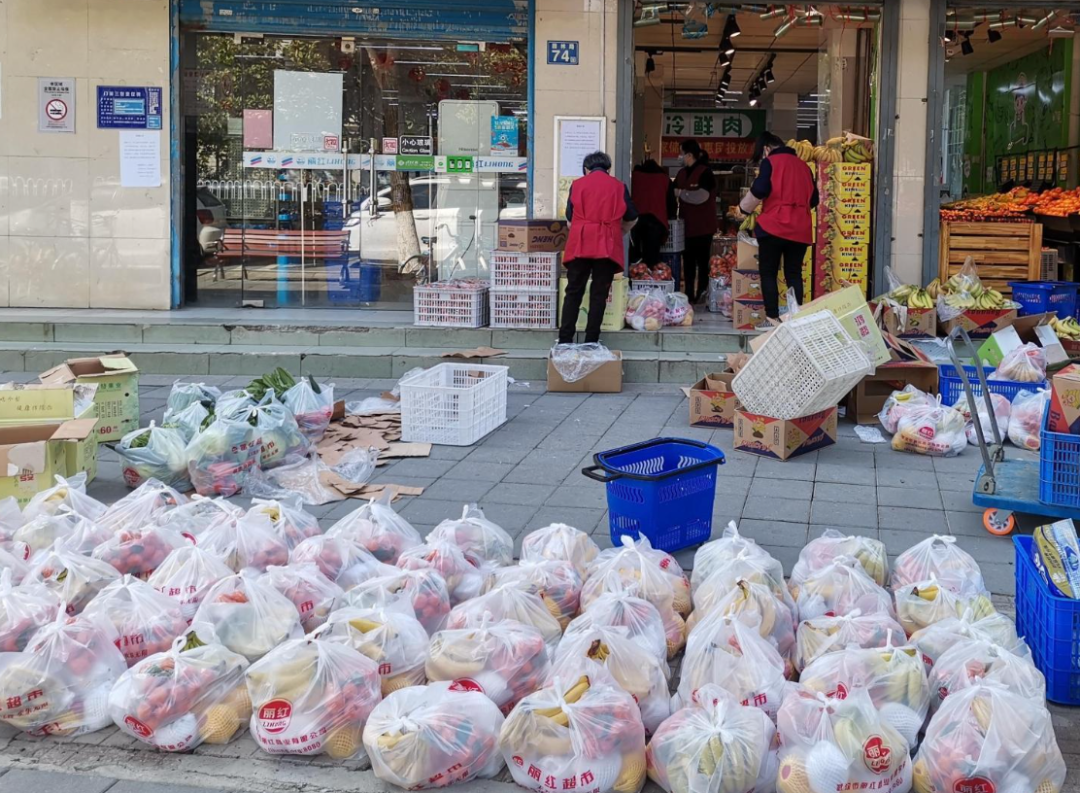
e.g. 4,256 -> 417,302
97,86 -> 163,130
547,40 -> 579,65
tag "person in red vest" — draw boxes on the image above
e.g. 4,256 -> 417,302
739,131 -> 819,320
630,159 -> 676,267
559,151 -> 639,344
675,139 -> 718,303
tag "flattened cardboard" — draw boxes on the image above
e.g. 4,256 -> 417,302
687,371 -> 740,428
547,352 -> 623,393
442,347 -> 507,359
1048,363 -> 1080,435
847,362 -> 939,425
734,407 -> 838,460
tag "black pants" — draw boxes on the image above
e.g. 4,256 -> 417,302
630,214 -> 668,266
559,258 -> 620,344
683,234 -> 712,302
757,232 -> 808,319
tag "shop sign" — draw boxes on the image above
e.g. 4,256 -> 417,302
475,157 -> 528,173
547,41 -> 579,65
97,86 -> 162,130
396,155 -> 434,171
445,156 -> 474,174
38,78 -> 75,134
383,137 -> 399,154
399,135 -> 433,156
663,110 -> 763,139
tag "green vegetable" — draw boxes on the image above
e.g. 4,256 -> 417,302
308,375 -> 322,396
129,429 -> 152,449
247,367 -> 297,402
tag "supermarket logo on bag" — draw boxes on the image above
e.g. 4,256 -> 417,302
863,735 -> 891,774
124,715 -> 153,738
918,426 -> 936,439
826,682 -> 849,700
258,699 -> 292,734
449,679 -> 485,695
955,779 -> 995,793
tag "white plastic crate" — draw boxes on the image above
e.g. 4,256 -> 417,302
630,280 -> 675,294
732,311 -> 873,420
490,251 -> 561,291
661,219 -> 685,253
490,290 -> 558,329
414,285 -> 489,328
1041,248 -> 1060,281
399,363 -> 508,446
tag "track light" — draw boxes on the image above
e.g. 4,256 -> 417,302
724,14 -> 741,38
961,36 -> 974,56
720,36 -> 736,56
645,53 -> 656,74
765,68 -> 775,84
774,18 -> 795,37
943,28 -> 956,42
988,28 -> 1002,42
749,94 -> 759,107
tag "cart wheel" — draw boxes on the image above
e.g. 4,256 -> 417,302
983,508 -> 1015,536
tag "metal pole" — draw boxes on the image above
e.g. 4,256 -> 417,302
922,0 -> 948,285
873,0 -> 900,292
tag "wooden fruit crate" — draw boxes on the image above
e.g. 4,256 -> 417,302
938,221 -> 1043,296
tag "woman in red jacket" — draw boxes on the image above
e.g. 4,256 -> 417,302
559,151 -> 638,344
675,139 -> 718,303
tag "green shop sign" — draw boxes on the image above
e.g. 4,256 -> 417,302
662,109 -> 765,139
446,156 -> 474,173
396,155 -> 435,171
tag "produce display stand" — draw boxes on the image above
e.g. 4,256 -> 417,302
938,221 -> 1043,297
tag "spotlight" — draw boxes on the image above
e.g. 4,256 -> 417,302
749,94 -> 759,107
719,53 -> 732,68
720,73 -> 731,89
645,55 -> 656,74
988,28 -> 1002,42
765,68 -> 775,84
943,28 -> 956,42
724,14 -> 741,37
961,36 -> 974,55
720,36 -> 736,56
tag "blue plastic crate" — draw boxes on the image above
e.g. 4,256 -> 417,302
1014,534 -> 1080,704
938,364 -> 1046,407
583,437 -> 725,553
1008,280 -> 1079,318
1039,408 -> 1080,508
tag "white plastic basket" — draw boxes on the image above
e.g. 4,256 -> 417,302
661,219 -> 685,253
414,285 -> 489,328
1041,247 -> 1060,281
732,311 -> 873,420
399,363 -> 508,446
490,290 -> 558,329
630,280 -> 675,294
491,251 -> 561,291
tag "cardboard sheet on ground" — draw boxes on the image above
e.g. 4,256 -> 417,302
442,347 -> 507,359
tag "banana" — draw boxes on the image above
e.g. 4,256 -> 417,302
914,584 -> 939,602
348,618 -> 383,634
564,675 -> 590,704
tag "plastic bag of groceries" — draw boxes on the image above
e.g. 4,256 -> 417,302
795,610 -> 907,672
215,389 -> 256,418
0,546 -> 31,586
0,570 -> 61,652
260,563 -> 343,633
789,556 -> 895,622
427,504 -> 514,567
550,624 -> 669,734
165,382 -> 220,417
1008,387 -> 1050,451
115,422 -> 190,491
446,584 -> 562,652
690,551 -> 794,629
27,543 -> 121,615
0,609 -> 126,736
0,496 -> 25,549
23,472 -> 105,522
499,674 -> 647,793
290,535 -> 393,590
13,511 -> 104,558
564,592 -> 668,663
326,605 -> 429,696
326,492 -> 423,565
97,479 -> 187,535
488,559 -> 582,630
186,412 -> 261,497
799,641 -> 930,746
162,400 -> 213,444
282,377 -> 335,443
156,495 -> 240,540
992,342 -> 1047,384
199,510 -> 291,573
148,545 -> 234,622
892,535 -> 986,594
365,680 -> 505,789
908,609 -> 1021,671
190,569 -> 303,662
674,613 -> 787,720
913,682 -> 1065,793
776,686 -> 912,793
928,638 -> 1045,712
83,576 -> 189,667
586,535 -> 691,616
426,617 -> 550,715
397,539 -> 493,606
690,521 -> 772,595
894,578 -> 996,636
247,631 -> 382,759
791,529 -> 889,589
664,292 -> 694,326
520,523 -> 600,578
691,579 -> 798,674
92,525 -> 190,581
248,498 -> 322,551
549,343 -> 618,385
246,396 -> 311,468
878,385 -> 937,434
110,635 -> 249,751
344,568 -> 452,636
647,683 -> 778,793
626,288 -> 668,332
244,452 -> 346,506
953,393 -> 1011,446
890,398 -> 968,457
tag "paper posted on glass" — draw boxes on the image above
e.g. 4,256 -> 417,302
555,116 -> 604,220
119,130 -> 161,188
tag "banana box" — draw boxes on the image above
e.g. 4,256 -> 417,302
832,209 -> 871,243
734,406 -> 838,461
872,304 -> 937,338
939,308 -> 1017,339
819,163 -> 872,199
1032,519 -> 1080,599
686,370 -> 740,428
731,270 -> 792,303
1048,363 -> 1080,435
734,299 -> 771,330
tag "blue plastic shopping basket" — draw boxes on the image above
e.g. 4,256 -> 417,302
582,437 -> 725,552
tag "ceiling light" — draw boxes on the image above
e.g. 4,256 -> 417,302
720,36 -> 736,56
1049,25 -> 1074,37
943,29 -> 956,42
774,19 -> 794,37
724,15 -> 741,37
1033,13 -> 1055,31
749,95 -> 759,107
645,55 -> 656,74
765,68 -> 775,84
988,18 -> 1016,29
961,37 -> 974,55
719,53 -> 732,68
988,28 -> 1002,42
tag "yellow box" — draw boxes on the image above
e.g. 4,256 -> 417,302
793,284 -> 889,366
0,384 -> 97,426
557,275 -> 629,333
41,355 -> 139,441
0,420 -> 99,505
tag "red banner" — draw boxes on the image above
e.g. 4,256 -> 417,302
662,137 -> 754,162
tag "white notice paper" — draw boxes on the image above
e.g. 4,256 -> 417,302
119,130 -> 161,187
558,118 -> 604,178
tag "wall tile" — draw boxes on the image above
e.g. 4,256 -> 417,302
0,157 -> 8,237
88,0 -> 167,54
5,0 -> 88,77
8,235 -> 89,307
89,157 -> 168,239
90,237 -> 169,309
892,177 -> 927,259
6,156 -> 89,237
0,76 -> 90,159
0,236 -> 9,308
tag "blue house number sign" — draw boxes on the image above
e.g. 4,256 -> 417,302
547,41 -> 579,66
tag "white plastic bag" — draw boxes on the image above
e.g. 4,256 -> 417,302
26,543 -> 121,615
82,575 -> 189,667
326,492 -> 423,564
198,510 -> 291,573
247,397 -> 311,468
878,385 -> 937,434
954,393 -> 1011,446
446,584 -> 562,652
247,498 -> 323,551
564,591 -> 668,663
789,557 -> 895,622
259,563 -> 343,633
186,413 -> 261,497
344,568 -> 452,636
148,544 -> 235,623
894,579 -> 996,636
243,453 -> 343,506
161,400 -> 212,444
397,540 -> 493,606
22,473 -> 105,522
165,382 -> 220,416
928,638 -> 1045,712
488,559 -> 582,630
691,579 -> 797,674
0,570 -> 61,652
795,610 -> 907,672
626,287 -> 668,331
549,343 -> 618,384
891,399 -> 968,457
691,551 -> 794,629
97,479 -> 186,534
115,423 -> 191,491
690,521 -> 773,595
908,609 -> 1022,671
92,525 -> 190,581
892,535 -> 986,594
290,535 -> 394,590
282,377 -> 335,443
791,529 -> 889,589
155,495 -> 241,541
110,636 -> 250,751
992,342 -> 1047,384
426,504 -> 514,567
1008,387 -> 1050,451
326,605 -> 429,696
190,569 -> 303,662
13,511 -> 100,558
520,523 -> 599,578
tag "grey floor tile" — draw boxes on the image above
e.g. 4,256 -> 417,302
441,460 -> 509,481
877,506 -> 949,534
742,496 -> 811,523
469,500 -> 539,534
544,486 -> 609,510
816,462 -> 876,486
980,561 -> 1016,597
398,499 -> 462,528
878,486 -> 943,510
464,446 -> 532,465
738,519 -> 810,548
937,472 -> 979,492
947,509 -> 992,537
755,455 -> 817,481
876,469 -> 939,490
874,451 -> 935,470
749,478 -> 814,501
758,543 -> 803,575
809,524 -> 878,541
878,527 -> 936,556
384,458 -> 457,478
416,478 -> 496,503
940,489 -> 983,513
0,771 -> 117,793
809,499 -> 878,529
527,506 -> 605,534
483,482 -> 557,506
813,482 -> 877,505
950,533 -> 1015,564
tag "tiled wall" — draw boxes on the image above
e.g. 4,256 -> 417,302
0,0 -> 171,310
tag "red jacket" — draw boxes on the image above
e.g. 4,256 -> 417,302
564,170 -> 630,267
756,152 -> 816,245
631,170 -> 672,229
675,162 -> 718,237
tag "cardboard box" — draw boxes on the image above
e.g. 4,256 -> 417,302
939,309 -> 1018,340
0,383 -> 98,426
1048,363 -> 1080,434
734,299 -> 771,330
547,352 -> 623,393
734,406 -> 838,460
872,303 -> 938,339
976,313 -> 1068,368
846,362 -> 939,425
558,276 -> 628,333
41,355 -> 140,441
0,420 -> 99,505
497,220 -> 568,252
737,240 -> 759,271
687,371 -> 739,427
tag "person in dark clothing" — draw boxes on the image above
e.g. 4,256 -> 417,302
560,151 -> 639,344
739,131 -> 819,319
675,139 -> 718,304
630,159 -> 677,267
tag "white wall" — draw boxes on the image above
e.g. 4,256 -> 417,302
0,0 -> 172,310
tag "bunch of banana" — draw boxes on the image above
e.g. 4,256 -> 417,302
529,675 -> 590,728
925,278 -> 941,300
842,139 -> 874,163
739,211 -> 757,233
697,733 -> 759,793
786,139 -> 816,162
813,142 -> 844,164
906,289 -> 934,309
1050,315 -> 1080,340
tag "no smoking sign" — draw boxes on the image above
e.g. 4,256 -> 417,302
46,99 -> 67,121
38,77 -> 76,133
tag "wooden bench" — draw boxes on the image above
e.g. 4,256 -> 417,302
214,228 -> 351,281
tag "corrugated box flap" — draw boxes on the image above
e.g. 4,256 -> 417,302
52,419 -> 99,440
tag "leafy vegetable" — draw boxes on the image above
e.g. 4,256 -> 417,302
247,368 -> 297,402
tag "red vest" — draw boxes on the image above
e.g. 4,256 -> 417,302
563,170 -> 628,267
756,152 -> 815,245
631,171 -> 671,229
675,162 -> 718,237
